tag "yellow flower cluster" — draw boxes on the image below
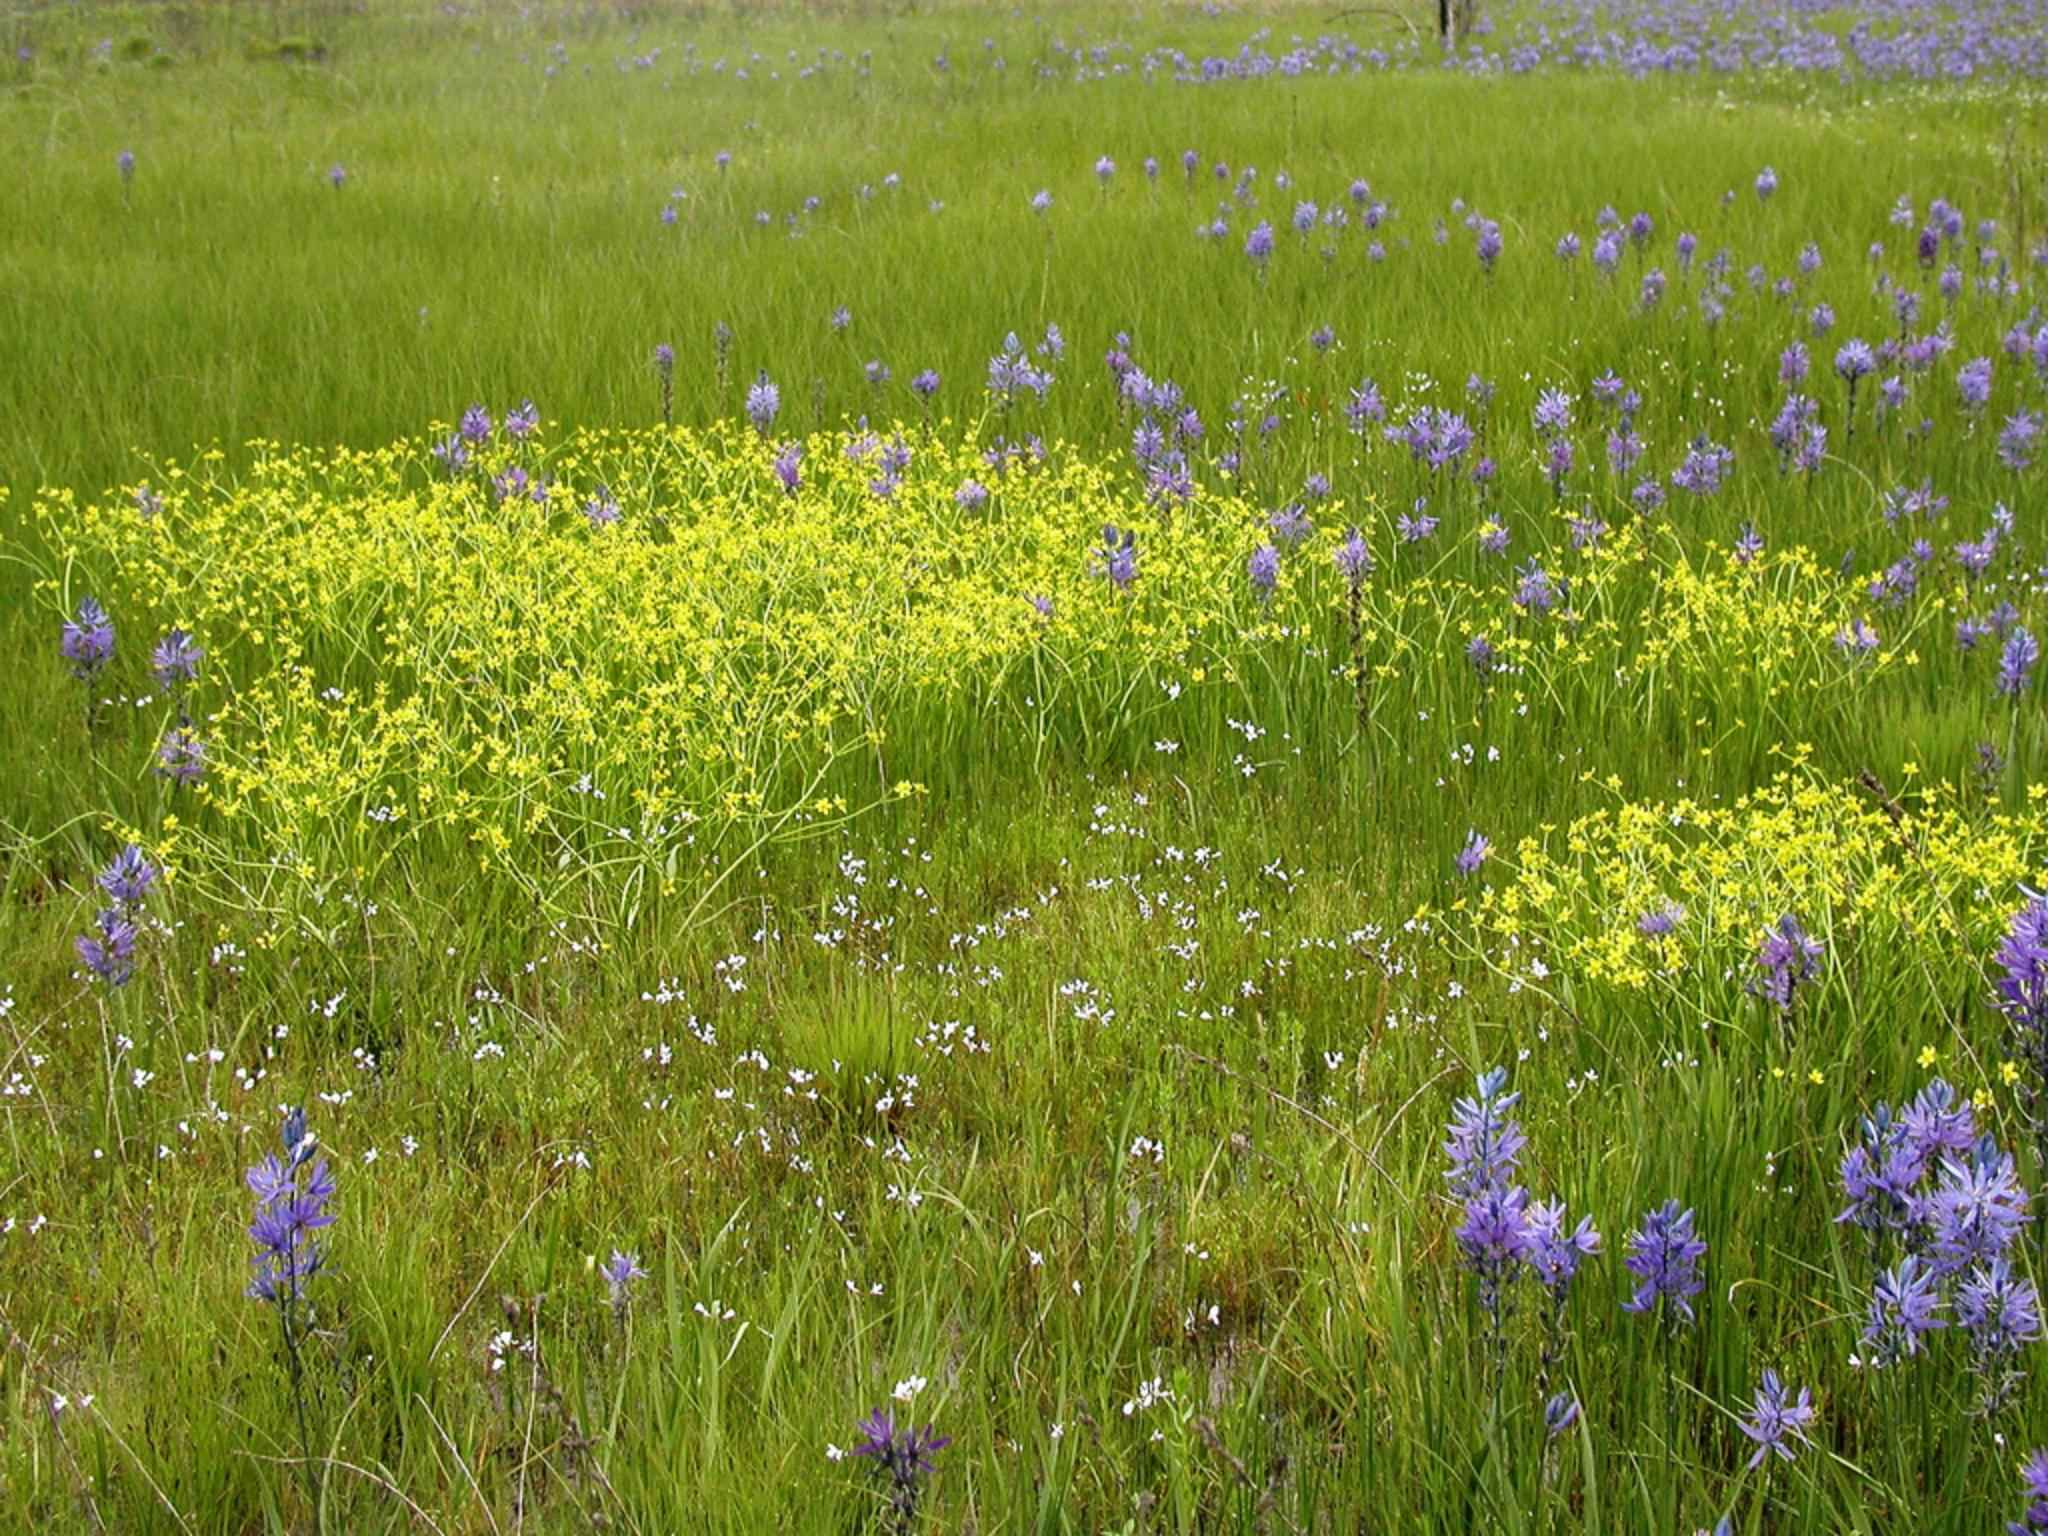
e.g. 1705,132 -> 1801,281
1478,761 -> 2047,994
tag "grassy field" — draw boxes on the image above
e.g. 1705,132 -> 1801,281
5,0 -> 2048,1531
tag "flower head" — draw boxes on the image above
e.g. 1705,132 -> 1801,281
1621,1199 -> 1706,1325
1738,1370 -> 1815,1469
151,629 -> 203,689
61,597 -> 115,681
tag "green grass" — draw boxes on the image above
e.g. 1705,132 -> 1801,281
4,1 -> 2048,1531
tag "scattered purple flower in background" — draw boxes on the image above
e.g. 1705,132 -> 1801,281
1753,914 -> 1824,1012
61,597 -> 114,682
602,1249 -> 647,1320
1455,830 -> 1489,877
151,629 -> 202,689
849,1407 -> 950,1531
1999,628 -> 2039,698
746,373 -> 781,432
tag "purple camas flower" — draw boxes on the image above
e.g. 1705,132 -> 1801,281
2010,1448 -> 2048,1534
652,343 -> 675,376
1960,356 -> 1995,412
1755,165 -> 1778,200
1675,230 -> 1698,271
769,440 -> 802,497
1455,830 -> 1490,877
1738,1371 -> 1815,1469
1247,542 -> 1280,598
1514,560 -> 1561,613
459,404 -> 492,444
830,305 -> 852,333
1094,525 -> 1137,590
1345,380 -> 1386,430
1591,230 -> 1622,276
1670,436 -> 1734,498
1957,1260 -> 2042,1403
1864,1255 -> 1944,1364
1244,220 -> 1274,263
911,369 -> 940,400
745,374 -> 780,432
1999,628 -> 2040,698
1397,508 -> 1439,545
1733,524 -> 1765,565
1094,154 -> 1115,182
1544,1393 -> 1580,1439
1838,1101 -> 1922,1235
247,1107 -> 336,1305
431,435 -> 468,475
1637,902 -> 1685,937
1532,388 -> 1572,438
156,727 -> 206,786
1475,219 -> 1502,273
1309,324 -> 1335,353
1556,232 -> 1581,262
1293,201 -> 1318,235
583,489 -> 620,527
1466,633 -> 1495,678
602,1250 -> 647,1319
1835,340 -> 1876,384
504,400 -> 539,439
150,628 -> 202,689
864,359 -> 891,388
2002,411 -> 2044,471
952,476 -> 989,513
1029,187 -> 1052,215
1620,1200 -> 1707,1325
1477,521 -> 1510,556
1443,1067 -> 1525,1200
1928,1145 -> 2031,1275
1809,302 -> 1835,336
1269,503 -> 1312,547
99,843 -> 158,908
1522,1197 -> 1600,1299
1334,528 -> 1373,587
75,908 -> 138,987
1753,914 -> 1823,1012
1639,268 -> 1665,309
60,597 -> 114,681
850,1408 -> 950,1528
327,163 -> 346,189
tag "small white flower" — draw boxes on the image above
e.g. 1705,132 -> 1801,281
892,1375 -> 927,1403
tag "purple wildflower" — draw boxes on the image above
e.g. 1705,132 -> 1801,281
1620,1200 -> 1707,1326
603,1250 -> 647,1318
1753,914 -> 1823,1012
745,374 -> 780,433
156,727 -> 206,786
75,908 -> 138,987
1738,1371 -> 1815,1469
1455,831 -> 1489,878
850,1407 -> 950,1526
1637,903 -> 1685,937
1333,527 -> 1373,587
246,1107 -> 336,1306
1094,526 -> 1137,590
1247,543 -> 1280,598
1443,1067 -> 1524,1200
60,597 -> 115,681
504,400 -> 539,440
1863,1255 -> 1945,1364
150,629 -> 202,689
1998,628 -> 2039,698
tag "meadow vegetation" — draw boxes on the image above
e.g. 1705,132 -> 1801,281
4,0 -> 2048,1529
